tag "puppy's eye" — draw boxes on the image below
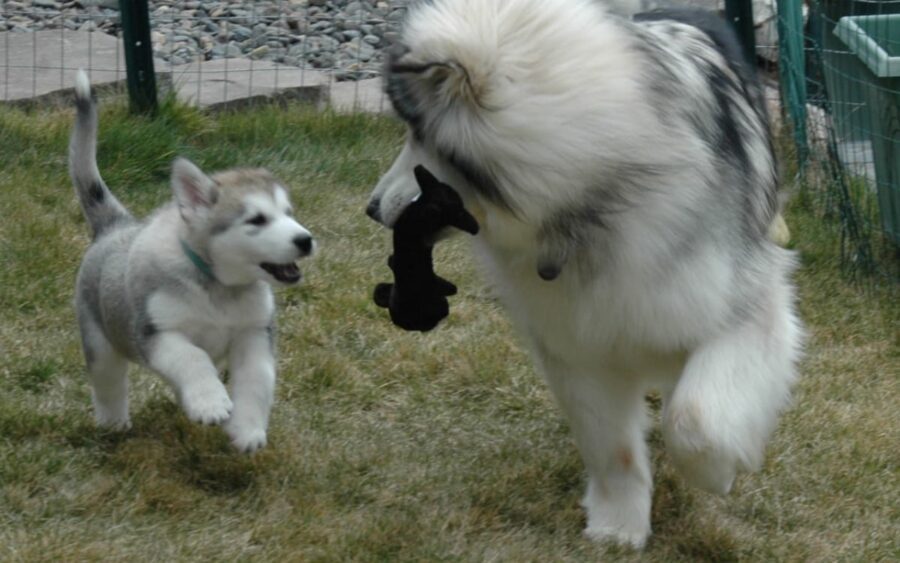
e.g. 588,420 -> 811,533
246,214 -> 269,226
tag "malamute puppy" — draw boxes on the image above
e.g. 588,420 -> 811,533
367,0 -> 803,548
70,72 -> 314,452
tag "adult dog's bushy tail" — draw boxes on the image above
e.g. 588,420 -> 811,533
69,70 -> 132,239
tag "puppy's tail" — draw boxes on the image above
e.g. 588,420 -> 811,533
69,70 -> 132,239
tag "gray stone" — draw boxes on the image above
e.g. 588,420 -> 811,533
309,52 -> 335,68
248,45 -> 270,60
230,25 -> 253,41
80,0 -> 118,8
341,37 -> 375,62
210,41 -> 242,58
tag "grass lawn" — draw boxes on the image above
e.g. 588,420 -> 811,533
0,97 -> 897,562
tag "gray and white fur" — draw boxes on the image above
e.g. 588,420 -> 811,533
368,0 -> 803,548
70,71 -> 314,452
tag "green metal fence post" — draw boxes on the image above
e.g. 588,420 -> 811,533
724,0 -> 756,66
777,0 -> 808,166
119,0 -> 158,115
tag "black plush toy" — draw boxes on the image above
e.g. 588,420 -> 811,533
373,165 -> 479,332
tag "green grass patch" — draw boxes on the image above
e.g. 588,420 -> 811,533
0,98 -> 896,561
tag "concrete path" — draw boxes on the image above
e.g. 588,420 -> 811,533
0,30 -> 389,113
0,30 -> 131,105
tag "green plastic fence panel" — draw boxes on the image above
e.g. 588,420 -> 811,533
778,0 -> 809,165
834,14 -> 900,244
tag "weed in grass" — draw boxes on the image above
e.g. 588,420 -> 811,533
13,358 -> 59,393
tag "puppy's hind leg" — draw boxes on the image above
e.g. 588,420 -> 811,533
663,288 -> 802,494
79,315 -> 131,430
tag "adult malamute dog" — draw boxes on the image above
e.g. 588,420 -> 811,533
367,0 -> 803,548
70,72 -> 314,452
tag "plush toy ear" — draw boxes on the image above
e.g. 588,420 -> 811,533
434,276 -> 458,297
373,283 -> 393,308
451,208 -> 479,235
413,165 -> 439,194
172,157 -> 218,223
414,165 -> 479,235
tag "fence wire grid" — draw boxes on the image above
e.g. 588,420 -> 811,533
0,1 -> 409,111
779,0 -> 900,283
1,0 -> 897,282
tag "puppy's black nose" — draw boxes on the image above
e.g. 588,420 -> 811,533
294,234 -> 313,255
365,199 -> 381,222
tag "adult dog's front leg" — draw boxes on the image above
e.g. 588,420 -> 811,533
147,332 -> 233,424
537,351 -> 652,549
222,328 -> 276,453
663,303 -> 801,495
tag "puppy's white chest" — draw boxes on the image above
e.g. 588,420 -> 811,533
147,285 -> 274,362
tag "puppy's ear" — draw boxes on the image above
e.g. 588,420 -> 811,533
172,157 -> 218,223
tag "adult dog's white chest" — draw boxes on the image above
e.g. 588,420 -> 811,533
146,282 -> 275,363
471,210 -> 735,373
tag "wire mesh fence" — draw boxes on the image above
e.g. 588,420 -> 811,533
0,0 -> 408,111
2,0 -> 897,281
778,0 -> 900,283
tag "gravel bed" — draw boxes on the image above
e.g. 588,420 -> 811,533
0,0 -> 411,81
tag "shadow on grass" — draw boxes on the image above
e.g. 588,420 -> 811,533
649,464 -> 741,562
62,397 -> 265,497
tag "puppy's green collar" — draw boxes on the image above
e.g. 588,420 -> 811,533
179,239 -> 216,281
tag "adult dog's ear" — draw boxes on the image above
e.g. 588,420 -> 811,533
172,157 -> 218,224
385,40 -> 486,124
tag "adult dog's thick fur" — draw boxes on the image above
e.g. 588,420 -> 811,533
70,71 -> 315,452
368,0 -> 803,548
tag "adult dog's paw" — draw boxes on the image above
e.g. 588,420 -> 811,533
582,480 -> 651,550
95,414 -> 132,432
180,381 -> 233,425
584,522 -> 650,550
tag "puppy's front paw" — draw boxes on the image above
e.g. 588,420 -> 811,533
224,420 -> 267,453
180,381 -> 233,425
